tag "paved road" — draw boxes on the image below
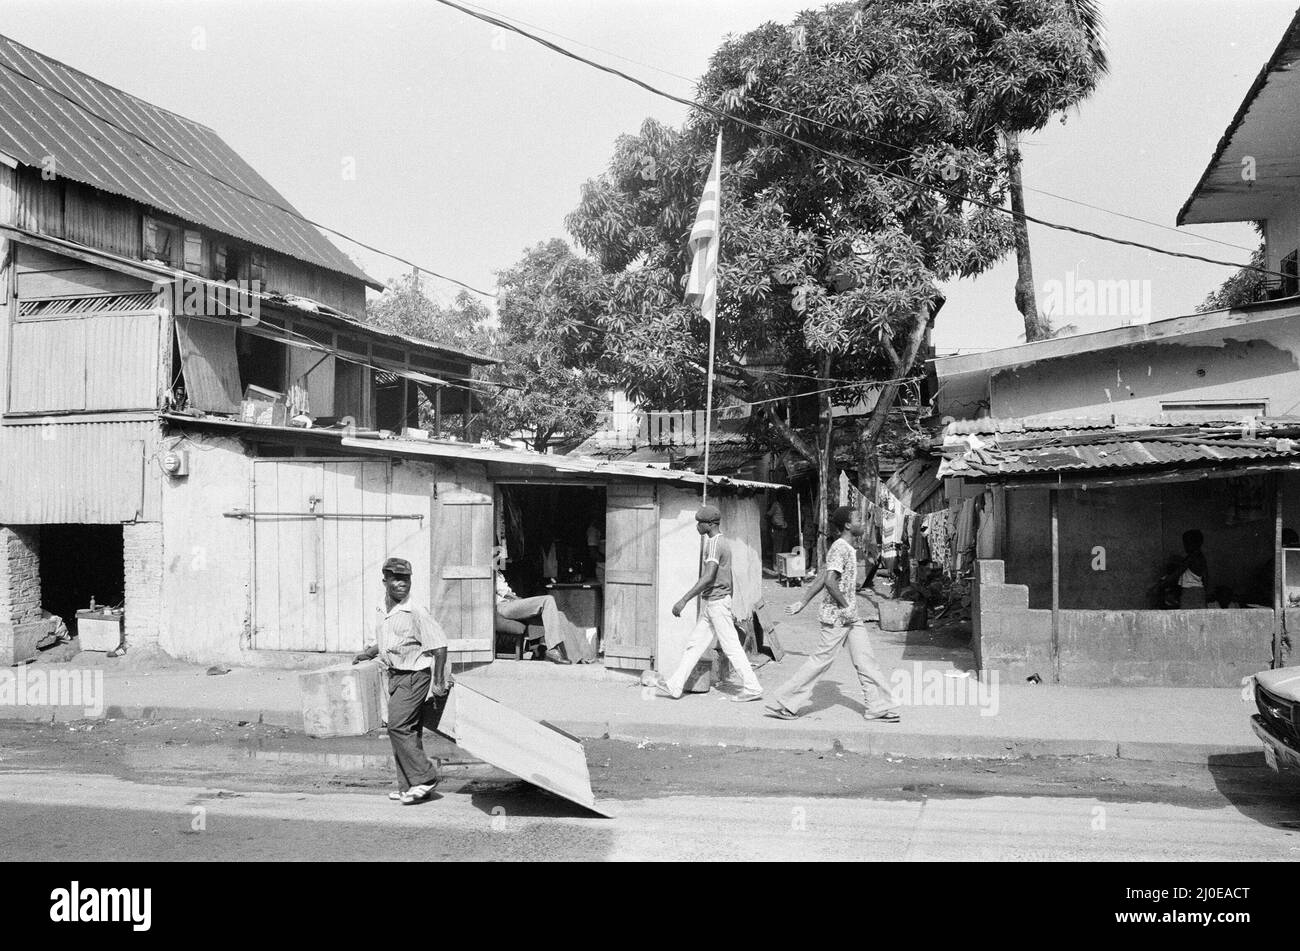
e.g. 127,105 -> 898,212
1,719 -> 1298,861
2,768 -> 1298,861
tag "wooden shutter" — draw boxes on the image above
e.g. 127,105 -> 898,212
603,483 -> 658,669
288,346 -> 336,418
183,230 -> 204,273
176,317 -> 242,413
431,469 -> 495,664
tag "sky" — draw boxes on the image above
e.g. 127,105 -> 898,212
1,0 -> 1295,354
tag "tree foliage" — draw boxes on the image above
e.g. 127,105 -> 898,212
480,240 -> 613,452
1198,242 -> 1267,312
366,274 -> 497,357
566,0 -> 1109,484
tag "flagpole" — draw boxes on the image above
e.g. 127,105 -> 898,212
701,131 -> 722,505
702,306 -> 717,505
686,130 -> 722,505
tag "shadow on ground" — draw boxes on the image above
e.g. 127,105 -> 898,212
1207,752 -> 1300,831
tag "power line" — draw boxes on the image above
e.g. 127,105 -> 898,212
0,56 -> 496,299
463,0 -> 1255,255
434,0 -> 1284,280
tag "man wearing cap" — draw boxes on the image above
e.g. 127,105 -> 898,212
654,504 -> 764,702
353,557 -> 448,805
768,506 -> 900,723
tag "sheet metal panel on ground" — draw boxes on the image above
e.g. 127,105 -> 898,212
436,682 -> 611,818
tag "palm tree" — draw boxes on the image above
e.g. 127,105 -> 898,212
1010,0 -> 1110,342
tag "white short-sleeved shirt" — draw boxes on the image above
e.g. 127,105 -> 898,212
368,600 -> 447,671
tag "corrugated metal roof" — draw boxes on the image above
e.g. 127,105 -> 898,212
159,414 -> 787,490
884,459 -> 942,511
943,416 -> 1198,436
0,34 -> 377,287
946,438 -> 1300,479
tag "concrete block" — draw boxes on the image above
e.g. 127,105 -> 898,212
980,586 -> 1029,611
298,661 -> 385,737
0,620 -> 44,666
976,560 -> 1005,585
1023,609 -> 1053,642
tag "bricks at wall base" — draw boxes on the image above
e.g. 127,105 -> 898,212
123,521 -> 163,650
0,526 -> 42,667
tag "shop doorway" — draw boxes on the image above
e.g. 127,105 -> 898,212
496,484 -> 606,663
39,524 -> 124,635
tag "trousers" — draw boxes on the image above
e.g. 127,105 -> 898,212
665,596 -> 761,696
774,619 -> 897,716
496,595 -> 563,649
386,668 -> 440,791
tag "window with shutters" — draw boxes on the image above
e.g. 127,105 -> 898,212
183,230 -> 204,274
143,217 -> 180,266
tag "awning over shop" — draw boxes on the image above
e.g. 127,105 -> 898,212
937,418 -> 1300,489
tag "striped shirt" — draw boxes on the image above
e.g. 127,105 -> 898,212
701,533 -> 733,601
367,600 -> 447,672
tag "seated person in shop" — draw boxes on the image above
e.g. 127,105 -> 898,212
494,574 -> 571,664
1157,529 -> 1209,608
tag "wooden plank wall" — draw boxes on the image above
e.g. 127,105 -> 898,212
267,252 -> 367,318
11,166 -> 62,238
64,183 -> 142,259
1,166 -> 367,318
14,243 -> 152,299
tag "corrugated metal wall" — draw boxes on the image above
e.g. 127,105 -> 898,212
0,418 -> 159,524
8,312 -> 161,413
64,182 -> 142,259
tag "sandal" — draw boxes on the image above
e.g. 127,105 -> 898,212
400,781 -> 439,805
863,709 -> 900,723
765,704 -> 800,720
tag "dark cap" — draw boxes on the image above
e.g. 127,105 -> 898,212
382,557 -> 413,576
695,504 -> 722,523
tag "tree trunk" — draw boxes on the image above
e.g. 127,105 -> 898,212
1006,131 -> 1050,342
855,301 -> 933,536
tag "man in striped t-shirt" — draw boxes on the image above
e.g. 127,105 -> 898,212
655,505 -> 763,702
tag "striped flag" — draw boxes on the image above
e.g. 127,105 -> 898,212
685,131 -> 722,324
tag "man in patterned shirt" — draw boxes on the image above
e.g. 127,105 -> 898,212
353,557 -> 448,804
767,506 -> 900,722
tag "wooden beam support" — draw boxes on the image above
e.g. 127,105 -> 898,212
1050,488 -> 1061,685
1276,474 -> 1285,669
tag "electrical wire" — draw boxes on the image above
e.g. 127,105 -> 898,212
433,0 -> 1285,279
461,0 -> 1256,254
